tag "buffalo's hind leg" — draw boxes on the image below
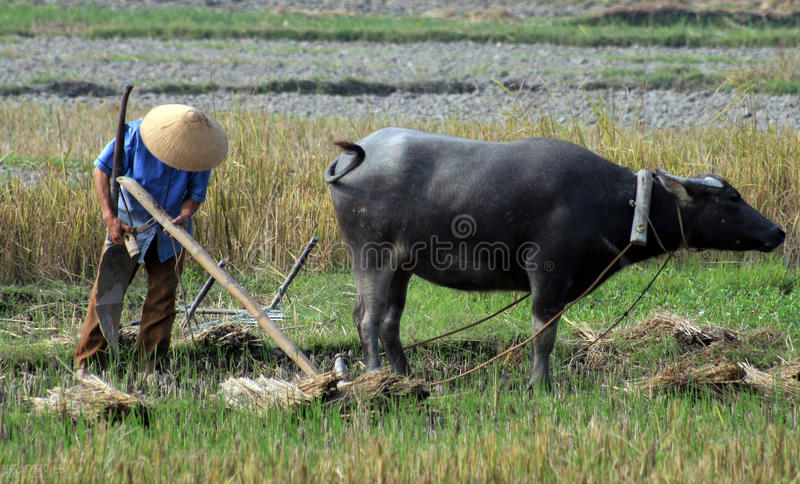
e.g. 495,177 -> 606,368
379,270 -> 412,374
352,267 -> 394,372
352,293 -> 366,348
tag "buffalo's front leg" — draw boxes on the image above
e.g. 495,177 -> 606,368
527,276 -> 567,391
529,309 -> 562,390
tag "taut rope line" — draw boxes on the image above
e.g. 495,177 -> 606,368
430,241 -> 634,387
386,294 -> 531,356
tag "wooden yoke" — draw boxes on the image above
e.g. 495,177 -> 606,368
117,176 -> 319,377
630,169 -> 653,246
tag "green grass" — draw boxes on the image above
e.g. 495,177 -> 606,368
3,3 -> 800,47
587,65 -> 726,90
762,77 -> 800,95
1,258 -> 798,481
599,53 -> 752,64
574,64 -> 783,93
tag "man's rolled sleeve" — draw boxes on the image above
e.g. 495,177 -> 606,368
93,139 -> 115,176
187,169 -> 211,203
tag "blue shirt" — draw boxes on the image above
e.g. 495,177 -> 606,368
94,119 -> 211,263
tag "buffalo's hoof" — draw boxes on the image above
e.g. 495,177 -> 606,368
525,376 -> 553,394
388,359 -> 410,376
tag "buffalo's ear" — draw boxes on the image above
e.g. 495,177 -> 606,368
656,169 -> 692,207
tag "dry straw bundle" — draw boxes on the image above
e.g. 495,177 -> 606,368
563,317 -> 617,370
566,313 -> 744,370
631,360 -> 800,397
220,367 -> 429,411
618,312 -> 737,346
623,313 -> 696,341
177,321 -> 264,350
337,368 -> 430,402
221,372 -> 340,409
741,362 -> 800,397
566,312 -> 799,398
26,374 -> 150,422
564,313 -> 696,370
631,360 -> 745,394
86,321 -> 265,352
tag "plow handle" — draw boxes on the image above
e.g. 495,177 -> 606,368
110,85 -> 133,217
268,236 -> 318,310
110,85 -> 140,258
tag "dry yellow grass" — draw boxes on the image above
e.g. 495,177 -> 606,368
0,101 -> 797,283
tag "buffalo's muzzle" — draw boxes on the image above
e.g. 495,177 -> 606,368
760,226 -> 786,252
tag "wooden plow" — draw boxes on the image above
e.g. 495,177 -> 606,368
119,176 -> 318,377
117,176 -> 428,410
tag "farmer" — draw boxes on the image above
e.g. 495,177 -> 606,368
74,104 -> 227,375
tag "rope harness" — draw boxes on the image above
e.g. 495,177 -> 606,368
430,242 -> 635,387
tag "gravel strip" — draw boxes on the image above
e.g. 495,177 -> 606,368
2,36 -> 799,129
21,0 -> 599,18
1,38 -> 780,89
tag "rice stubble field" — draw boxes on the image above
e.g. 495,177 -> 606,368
1,2 -> 800,482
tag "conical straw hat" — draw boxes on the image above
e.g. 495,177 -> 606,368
140,104 -> 228,171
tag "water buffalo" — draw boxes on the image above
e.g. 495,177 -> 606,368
324,127 -> 785,389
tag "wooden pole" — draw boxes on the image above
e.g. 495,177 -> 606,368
117,176 -> 319,377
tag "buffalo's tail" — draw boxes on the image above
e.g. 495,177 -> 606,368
325,141 -> 366,184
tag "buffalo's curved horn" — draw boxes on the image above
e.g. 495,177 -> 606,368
656,169 -> 723,189
698,176 -> 724,188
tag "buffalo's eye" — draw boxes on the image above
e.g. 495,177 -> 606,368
729,192 -> 741,202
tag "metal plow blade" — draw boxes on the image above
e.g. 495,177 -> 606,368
95,243 -> 138,353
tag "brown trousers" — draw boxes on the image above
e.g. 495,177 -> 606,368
74,239 -> 183,371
